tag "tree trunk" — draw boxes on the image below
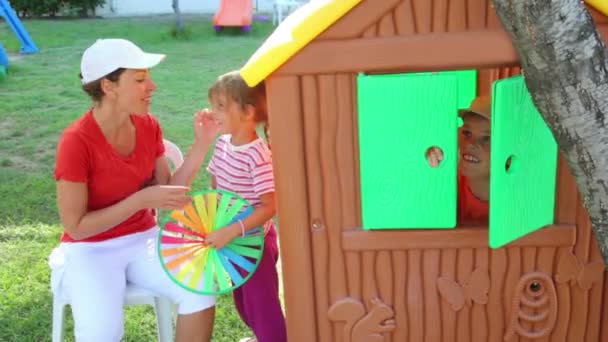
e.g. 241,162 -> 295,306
172,0 -> 185,32
492,0 -> 608,266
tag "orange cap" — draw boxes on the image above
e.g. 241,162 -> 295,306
458,95 -> 491,120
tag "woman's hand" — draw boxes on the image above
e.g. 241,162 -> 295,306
134,185 -> 191,210
205,224 -> 240,250
193,109 -> 219,146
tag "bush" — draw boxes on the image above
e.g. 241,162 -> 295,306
65,0 -> 106,17
10,0 -> 63,17
8,0 -> 106,18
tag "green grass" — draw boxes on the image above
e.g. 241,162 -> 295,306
0,14 -> 276,341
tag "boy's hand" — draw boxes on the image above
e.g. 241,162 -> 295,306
205,223 -> 240,250
193,109 -> 219,146
426,147 -> 444,168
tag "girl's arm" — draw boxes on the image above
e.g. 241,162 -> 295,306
155,109 -> 218,187
205,192 -> 276,249
166,139 -> 211,186
238,192 -> 276,233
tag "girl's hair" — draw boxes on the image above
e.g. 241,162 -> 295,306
208,70 -> 269,140
79,68 -> 126,102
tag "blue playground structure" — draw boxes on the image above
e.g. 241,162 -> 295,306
0,0 -> 39,54
0,42 -> 6,80
0,42 -> 7,66
0,0 -> 39,79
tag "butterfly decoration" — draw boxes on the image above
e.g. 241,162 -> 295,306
436,267 -> 490,311
554,250 -> 604,291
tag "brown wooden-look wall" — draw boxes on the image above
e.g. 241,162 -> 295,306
265,1 -> 608,341
318,0 -> 607,39
318,0 -> 503,39
268,70 -> 608,341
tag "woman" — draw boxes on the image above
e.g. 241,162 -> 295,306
49,38 -> 217,341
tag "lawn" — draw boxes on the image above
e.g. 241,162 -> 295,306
0,14 -> 275,341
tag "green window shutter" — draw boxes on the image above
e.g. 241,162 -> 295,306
454,70 -> 477,109
489,75 -> 558,248
358,71 -> 475,229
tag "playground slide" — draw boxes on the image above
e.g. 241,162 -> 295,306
213,0 -> 253,32
0,0 -> 38,54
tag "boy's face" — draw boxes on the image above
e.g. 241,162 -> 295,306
458,113 -> 491,178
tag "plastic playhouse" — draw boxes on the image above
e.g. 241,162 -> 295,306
238,0 -> 608,341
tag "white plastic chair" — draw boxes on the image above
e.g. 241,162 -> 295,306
51,140 -> 184,342
273,0 -> 308,25
163,139 -> 184,170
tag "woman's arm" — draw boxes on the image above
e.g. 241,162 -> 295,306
56,180 -> 191,240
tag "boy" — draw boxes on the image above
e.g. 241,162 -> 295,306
428,95 -> 491,224
457,95 -> 491,223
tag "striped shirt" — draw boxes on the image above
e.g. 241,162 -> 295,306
208,134 -> 275,231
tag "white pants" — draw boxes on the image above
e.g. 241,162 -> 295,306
49,227 -> 215,342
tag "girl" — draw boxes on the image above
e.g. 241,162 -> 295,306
204,70 -> 287,342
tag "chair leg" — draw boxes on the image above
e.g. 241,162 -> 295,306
154,296 -> 174,342
52,299 -> 66,342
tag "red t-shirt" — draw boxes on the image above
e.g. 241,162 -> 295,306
457,172 -> 489,224
54,110 -> 165,242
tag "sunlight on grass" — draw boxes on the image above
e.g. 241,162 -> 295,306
0,14 -> 276,341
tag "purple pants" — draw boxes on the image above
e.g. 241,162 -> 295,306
233,229 -> 287,342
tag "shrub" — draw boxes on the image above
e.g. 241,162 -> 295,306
8,0 -> 106,18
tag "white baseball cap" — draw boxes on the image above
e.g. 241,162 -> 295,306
80,38 -> 166,84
